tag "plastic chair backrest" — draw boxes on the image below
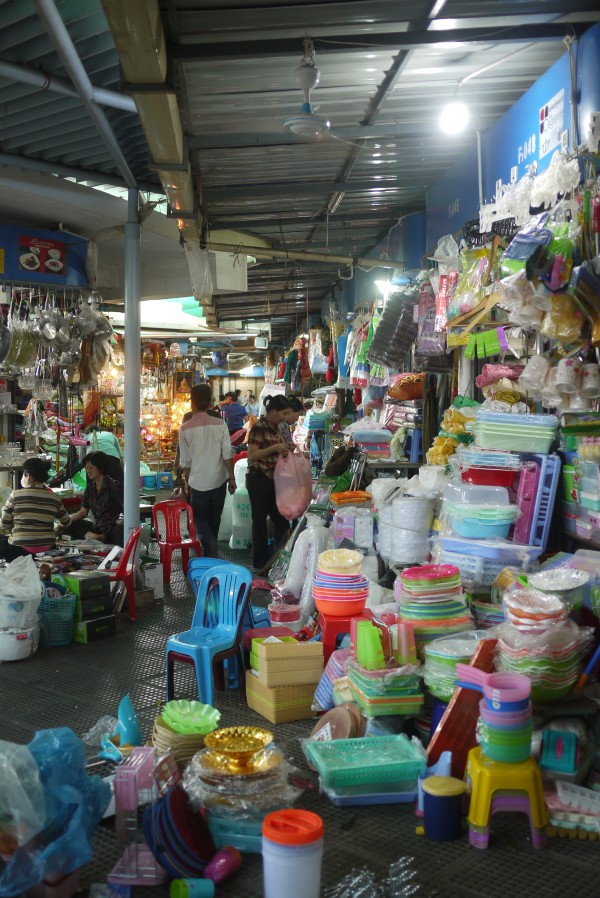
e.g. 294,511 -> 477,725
113,525 -> 142,577
191,563 -> 252,632
152,499 -> 196,543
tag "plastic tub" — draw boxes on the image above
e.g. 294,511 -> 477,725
0,626 -> 38,661
317,549 -> 363,576
0,594 -> 41,629
314,597 -> 367,617
461,467 -> 519,487
474,427 -> 555,454
449,515 -> 512,540
142,474 -> 158,490
444,482 -> 510,506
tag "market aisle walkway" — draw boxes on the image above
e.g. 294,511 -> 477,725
2,544 -> 599,897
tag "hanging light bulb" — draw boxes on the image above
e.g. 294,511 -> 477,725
439,101 -> 470,135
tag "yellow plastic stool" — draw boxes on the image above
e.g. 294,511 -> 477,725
465,746 -> 547,848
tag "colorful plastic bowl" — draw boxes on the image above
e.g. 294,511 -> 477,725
315,597 -> 367,617
317,549 -> 364,576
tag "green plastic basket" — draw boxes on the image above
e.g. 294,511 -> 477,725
303,734 -> 426,789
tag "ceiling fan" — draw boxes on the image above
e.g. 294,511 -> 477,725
282,39 -> 331,138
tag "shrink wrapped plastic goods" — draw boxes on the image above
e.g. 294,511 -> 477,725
234,456 -> 249,489
274,515 -> 332,622
229,489 -> 252,549
274,453 -> 313,520
217,490 -> 233,542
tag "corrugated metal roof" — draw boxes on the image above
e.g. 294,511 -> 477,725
0,0 -> 599,344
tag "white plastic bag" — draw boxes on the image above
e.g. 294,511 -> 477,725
274,453 -> 313,521
0,555 -> 43,600
0,740 -> 46,846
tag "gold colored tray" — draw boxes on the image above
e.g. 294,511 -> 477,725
203,725 -> 273,766
196,747 -> 282,778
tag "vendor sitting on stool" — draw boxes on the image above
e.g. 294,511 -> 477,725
0,456 -> 71,561
67,451 -> 124,544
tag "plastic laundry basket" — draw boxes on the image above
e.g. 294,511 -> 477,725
39,593 -> 76,647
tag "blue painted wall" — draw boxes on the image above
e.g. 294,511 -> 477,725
426,22 -> 600,249
426,145 -> 480,251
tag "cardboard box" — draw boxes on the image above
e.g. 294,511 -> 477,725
141,563 -> 164,599
63,571 -> 112,601
134,588 -> 155,608
73,595 -> 114,627
73,614 -> 116,644
252,637 -> 324,687
245,671 -> 316,724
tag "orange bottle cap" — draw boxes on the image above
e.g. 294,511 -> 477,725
262,809 -> 324,845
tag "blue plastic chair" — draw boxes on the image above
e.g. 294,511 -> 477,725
166,563 -> 253,705
187,557 -> 271,630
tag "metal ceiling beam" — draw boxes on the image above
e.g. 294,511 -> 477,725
32,0 -> 137,187
206,239 -> 402,268
170,22 -> 592,61
204,180 -> 411,201
0,150 -> 161,194
0,57 -> 137,112
210,213 -> 396,228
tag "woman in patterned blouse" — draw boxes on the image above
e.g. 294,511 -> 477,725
246,394 -> 291,570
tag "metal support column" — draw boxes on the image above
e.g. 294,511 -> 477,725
124,188 -> 141,539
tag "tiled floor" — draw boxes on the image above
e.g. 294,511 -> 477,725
2,543 -> 600,897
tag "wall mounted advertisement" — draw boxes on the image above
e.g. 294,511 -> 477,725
0,223 -> 87,286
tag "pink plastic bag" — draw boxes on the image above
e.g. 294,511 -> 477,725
274,453 -> 313,520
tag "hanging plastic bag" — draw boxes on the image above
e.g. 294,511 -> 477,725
274,453 -> 313,520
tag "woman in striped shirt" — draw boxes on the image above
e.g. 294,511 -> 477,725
0,456 -> 70,561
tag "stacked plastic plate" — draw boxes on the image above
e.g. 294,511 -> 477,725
496,617 -> 590,703
424,631 -> 487,702
313,551 -> 369,617
399,564 -> 462,596
394,565 -> 474,660
153,701 -> 221,769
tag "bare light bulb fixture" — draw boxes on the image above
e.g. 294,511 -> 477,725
440,101 -> 470,135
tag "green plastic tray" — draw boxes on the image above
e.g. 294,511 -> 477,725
303,734 -> 426,788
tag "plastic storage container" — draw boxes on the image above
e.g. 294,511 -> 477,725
303,734 -> 426,790
38,594 -> 76,647
262,810 -> 323,898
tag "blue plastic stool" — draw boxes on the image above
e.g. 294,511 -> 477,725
158,472 -> 174,490
406,428 -> 423,463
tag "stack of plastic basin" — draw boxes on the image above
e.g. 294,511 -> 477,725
473,411 -> 558,454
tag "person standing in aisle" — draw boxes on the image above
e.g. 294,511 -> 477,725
246,394 -> 291,571
220,391 -> 248,435
279,396 -> 304,445
243,391 -> 261,416
179,384 -> 236,557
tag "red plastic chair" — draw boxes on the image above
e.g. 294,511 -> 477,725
152,500 -> 202,582
105,526 -> 142,622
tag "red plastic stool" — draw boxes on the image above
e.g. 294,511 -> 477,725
318,609 -> 374,665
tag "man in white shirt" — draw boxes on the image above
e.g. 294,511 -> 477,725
178,384 -> 236,557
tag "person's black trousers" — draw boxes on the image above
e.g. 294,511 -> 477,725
246,469 -> 289,569
190,481 -> 227,557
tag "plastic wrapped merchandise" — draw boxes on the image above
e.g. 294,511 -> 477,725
279,514 -> 331,601
229,488 -> 252,549
332,507 -> 374,550
391,495 -> 434,533
388,527 -> 431,565
183,746 -> 301,817
234,457 -> 249,489
297,520 -> 334,621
